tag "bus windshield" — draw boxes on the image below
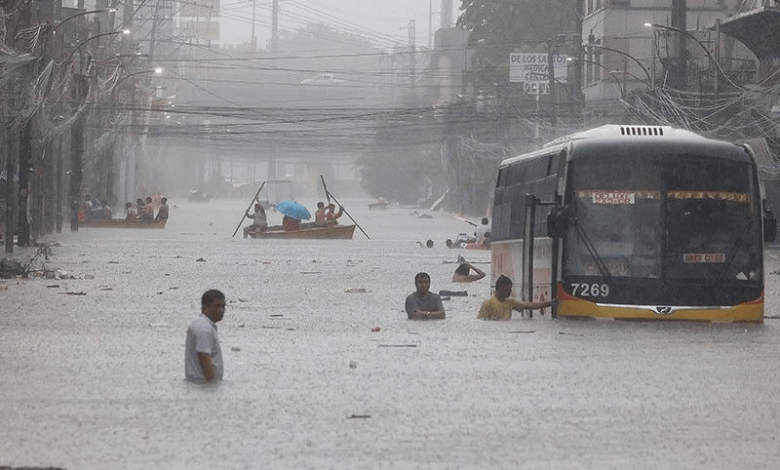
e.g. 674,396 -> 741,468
563,154 -> 761,284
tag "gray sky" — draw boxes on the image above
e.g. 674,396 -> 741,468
218,0 -> 454,49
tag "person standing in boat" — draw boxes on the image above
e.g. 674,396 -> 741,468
314,202 -> 327,227
325,203 -> 344,226
243,203 -> 268,237
155,197 -> 170,227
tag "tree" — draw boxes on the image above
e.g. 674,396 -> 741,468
457,0 -> 579,90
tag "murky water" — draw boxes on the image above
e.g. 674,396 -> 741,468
2,197 -> 779,469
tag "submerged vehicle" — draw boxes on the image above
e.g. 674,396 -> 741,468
491,125 -> 776,322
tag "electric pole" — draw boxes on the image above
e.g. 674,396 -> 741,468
671,0 -> 687,90
271,0 -> 279,53
250,0 -> 257,52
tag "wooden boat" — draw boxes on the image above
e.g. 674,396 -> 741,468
368,201 -> 390,211
78,218 -> 166,229
249,223 -> 355,239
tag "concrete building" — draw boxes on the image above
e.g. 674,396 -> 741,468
580,0 -> 754,121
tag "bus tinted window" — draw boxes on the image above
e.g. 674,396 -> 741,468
666,157 -> 749,192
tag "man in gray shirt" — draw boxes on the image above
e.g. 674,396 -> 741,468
405,272 -> 445,320
185,289 -> 226,383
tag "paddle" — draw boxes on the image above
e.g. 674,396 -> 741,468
320,175 -> 331,204
454,214 -> 477,227
231,181 -> 266,237
320,176 -> 370,240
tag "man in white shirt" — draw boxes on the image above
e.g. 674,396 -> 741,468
185,290 -> 226,383
474,217 -> 491,244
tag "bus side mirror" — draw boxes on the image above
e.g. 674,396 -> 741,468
547,205 -> 568,238
764,210 -> 777,243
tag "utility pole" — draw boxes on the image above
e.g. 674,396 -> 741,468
409,20 -> 416,89
428,0 -> 433,49
250,0 -> 257,52
69,74 -> 88,232
148,0 -> 160,62
573,0 -> 584,121
271,0 -> 279,53
671,0 -> 687,90
548,39 -> 557,126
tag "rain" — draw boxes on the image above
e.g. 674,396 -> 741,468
2,1 -> 780,469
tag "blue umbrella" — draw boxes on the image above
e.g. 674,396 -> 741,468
274,200 -> 311,220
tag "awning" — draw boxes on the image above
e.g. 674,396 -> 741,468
717,7 -> 780,59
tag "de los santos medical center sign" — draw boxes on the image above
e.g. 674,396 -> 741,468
510,53 -> 568,95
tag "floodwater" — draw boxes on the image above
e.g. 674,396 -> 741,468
1,197 -> 780,470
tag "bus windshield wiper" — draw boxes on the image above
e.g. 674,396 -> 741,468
572,217 -> 615,284
717,220 -> 752,281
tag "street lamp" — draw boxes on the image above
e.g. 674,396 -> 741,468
568,56 -> 640,100
50,8 -> 117,33
65,29 -> 131,63
114,67 -> 164,89
585,43 -> 652,84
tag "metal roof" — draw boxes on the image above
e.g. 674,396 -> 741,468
717,7 -> 780,59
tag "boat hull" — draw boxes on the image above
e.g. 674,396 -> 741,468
249,224 -> 355,239
79,219 -> 166,229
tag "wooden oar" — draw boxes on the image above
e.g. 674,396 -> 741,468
320,175 -> 332,204
454,214 -> 477,227
231,181 -> 266,237
321,185 -> 371,240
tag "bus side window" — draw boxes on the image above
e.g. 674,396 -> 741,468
497,167 -> 508,188
548,151 -> 563,177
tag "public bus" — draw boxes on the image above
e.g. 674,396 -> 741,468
490,125 -> 776,322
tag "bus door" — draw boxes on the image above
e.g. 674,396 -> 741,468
523,194 -> 558,318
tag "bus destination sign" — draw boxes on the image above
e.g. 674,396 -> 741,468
683,253 -> 726,263
592,191 -> 635,205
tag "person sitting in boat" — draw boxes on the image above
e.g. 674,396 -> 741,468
282,215 -> 300,231
314,202 -> 328,227
243,203 -> 268,238
325,203 -> 344,226
452,261 -> 486,283
79,195 -> 92,222
137,196 -> 155,221
101,201 -> 112,220
155,198 -> 170,227
125,202 -> 137,221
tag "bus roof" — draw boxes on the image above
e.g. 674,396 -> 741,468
500,125 -> 751,167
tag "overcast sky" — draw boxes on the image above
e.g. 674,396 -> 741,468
218,0 -> 457,49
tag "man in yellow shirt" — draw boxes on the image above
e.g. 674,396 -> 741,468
478,275 -> 552,320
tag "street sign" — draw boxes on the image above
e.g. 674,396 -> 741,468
510,53 -> 568,84
522,82 -> 551,95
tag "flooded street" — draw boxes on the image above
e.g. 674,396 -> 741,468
2,197 -> 780,469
